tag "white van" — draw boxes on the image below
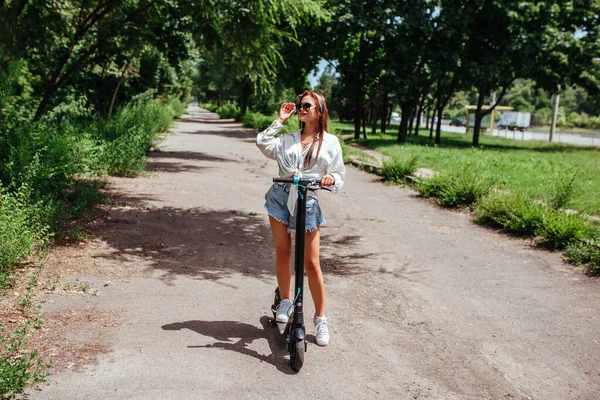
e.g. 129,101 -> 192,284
390,112 -> 400,124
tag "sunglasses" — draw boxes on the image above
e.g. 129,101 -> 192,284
296,102 -> 316,112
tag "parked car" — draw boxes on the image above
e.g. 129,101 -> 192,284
449,118 -> 467,127
497,124 -> 526,132
390,112 -> 401,124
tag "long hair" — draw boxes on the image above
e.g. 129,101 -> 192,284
298,90 -> 329,167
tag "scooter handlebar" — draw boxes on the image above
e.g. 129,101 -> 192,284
273,177 -> 316,185
272,177 -> 332,191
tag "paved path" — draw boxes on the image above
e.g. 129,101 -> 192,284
30,106 -> 600,399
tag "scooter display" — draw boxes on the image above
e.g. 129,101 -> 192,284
270,176 -> 329,371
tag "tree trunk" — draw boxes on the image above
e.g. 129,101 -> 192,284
240,79 -> 252,116
34,84 -> 57,120
549,84 -> 561,142
362,104 -> 367,139
218,89 -> 224,108
381,91 -> 388,134
415,95 -> 426,136
397,102 -> 410,142
353,86 -> 362,139
371,100 -> 377,136
408,108 -> 415,136
435,107 -> 443,144
108,60 -> 130,120
429,111 -> 435,139
472,89 -> 486,147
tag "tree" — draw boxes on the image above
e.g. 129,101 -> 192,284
196,0 -> 327,115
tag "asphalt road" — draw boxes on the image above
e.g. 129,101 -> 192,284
442,124 -> 600,147
29,106 -> 600,399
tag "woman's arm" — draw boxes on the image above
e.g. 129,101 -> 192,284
256,103 -> 295,159
325,142 -> 346,192
256,120 -> 284,160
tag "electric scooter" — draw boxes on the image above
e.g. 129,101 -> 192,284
270,176 -> 329,371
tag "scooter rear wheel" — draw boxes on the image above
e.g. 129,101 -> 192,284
290,339 -> 305,371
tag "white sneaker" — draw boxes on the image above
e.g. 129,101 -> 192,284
314,314 -> 329,346
276,299 -> 293,324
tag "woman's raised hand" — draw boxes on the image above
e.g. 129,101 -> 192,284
277,102 -> 295,124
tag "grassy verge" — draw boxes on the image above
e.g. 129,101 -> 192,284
340,123 -> 600,275
339,124 -> 600,215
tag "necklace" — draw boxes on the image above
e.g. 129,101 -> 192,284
301,131 -> 320,149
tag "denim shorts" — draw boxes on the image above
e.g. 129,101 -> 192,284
264,183 -> 325,232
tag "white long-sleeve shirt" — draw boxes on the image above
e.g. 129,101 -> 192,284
257,119 -> 346,213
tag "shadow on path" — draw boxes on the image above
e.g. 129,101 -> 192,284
179,128 -> 257,141
162,316 -> 298,374
92,206 -> 369,285
148,150 -> 237,163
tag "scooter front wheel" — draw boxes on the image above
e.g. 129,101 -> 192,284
290,339 -> 305,371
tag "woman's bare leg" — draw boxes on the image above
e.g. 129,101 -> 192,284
304,228 -> 325,317
269,216 -> 292,300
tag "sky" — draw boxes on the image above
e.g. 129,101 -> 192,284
308,58 -> 329,88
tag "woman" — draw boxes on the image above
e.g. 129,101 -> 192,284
256,90 -> 346,346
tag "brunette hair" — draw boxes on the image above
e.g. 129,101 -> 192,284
298,90 -> 329,166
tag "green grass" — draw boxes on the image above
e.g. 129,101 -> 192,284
338,122 -> 600,215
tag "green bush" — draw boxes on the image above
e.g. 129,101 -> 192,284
531,108 -> 552,126
0,117 -> 85,200
0,326 -> 51,398
167,97 -> 186,117
381,155 -> 419,183
0,91 -> 178,270
547,173 -> 579,210
0,184 -> 49,271
418,160 -> 495,207
242,112 -> 274,132
565,239 -> 600,275
474,188 -> 545,235
537,210 -> 595,250
98,92 -> 172,176
216,103 -> 241,120
68,179 -> 108,215
202,103 -> 218,112
99,126 -> 148,176
443,108 -> 467,120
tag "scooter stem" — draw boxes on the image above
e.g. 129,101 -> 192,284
292,183 -> 308,328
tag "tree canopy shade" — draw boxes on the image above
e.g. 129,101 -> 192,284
2,0 -> 599,142
302,0 -> 600,146
0,0 -> 328,121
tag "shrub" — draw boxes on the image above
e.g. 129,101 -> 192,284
547,173 -> 579,210
537,210 -> 595,250
167,97 -> 186,117
98,92 -> 171,176
0,184 -> 49,271
68,179 -> 108,215
381,155 -> 419,183
242,112 -> 274,132
418,160 -> 495,207
565,239 -> 600,275
474,188 -> 545,235
99,127 -> 148,177
216,103 -> 241,120
0,325 -> 51,398
0,117 -> 83,200
202,103 -> 218,112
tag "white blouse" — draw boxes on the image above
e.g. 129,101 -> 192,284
257,119 -> 346,214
